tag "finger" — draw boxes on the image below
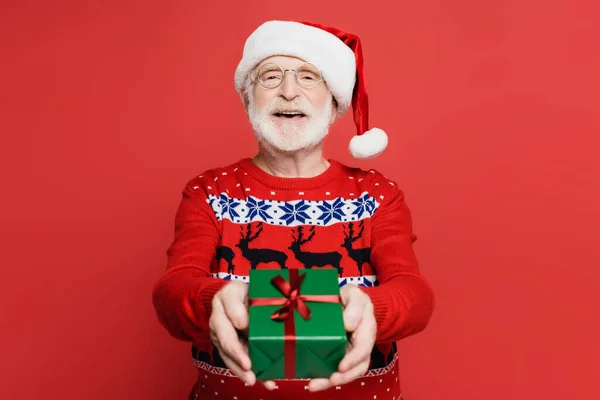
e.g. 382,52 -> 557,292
329,360 -> 370,386
262,380 -> 277,390
211,302 -> 252,371
307,377 -> 334,392
342,292 -> 367,333
220,351 -> 256,386
218,331 -> 251,372
338,314 -> 376,372
223,289 -> 249,331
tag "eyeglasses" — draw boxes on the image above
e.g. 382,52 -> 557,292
252,62 -> 323,89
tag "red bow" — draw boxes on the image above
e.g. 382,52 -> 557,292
250,271 -> 340,321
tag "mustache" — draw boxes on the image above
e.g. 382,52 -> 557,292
262,98 -> 312,116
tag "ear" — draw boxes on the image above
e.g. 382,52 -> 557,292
329,97 -> 339,124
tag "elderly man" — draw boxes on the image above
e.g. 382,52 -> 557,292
152,20 -> 435,399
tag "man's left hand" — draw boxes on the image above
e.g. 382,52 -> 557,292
307,284 -> 377,392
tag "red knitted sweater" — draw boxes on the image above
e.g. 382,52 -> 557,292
152,158 -> 435,400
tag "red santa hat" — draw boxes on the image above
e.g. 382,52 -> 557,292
234,20 -> 388,159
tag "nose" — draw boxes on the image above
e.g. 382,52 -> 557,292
278,70 -> 302,101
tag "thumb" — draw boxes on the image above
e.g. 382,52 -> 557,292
224,284 -> 249,331
342,290 -> 366,333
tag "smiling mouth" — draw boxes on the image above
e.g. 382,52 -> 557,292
273,111 -> 307,119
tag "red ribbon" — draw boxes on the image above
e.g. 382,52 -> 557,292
249,269 -> 341,378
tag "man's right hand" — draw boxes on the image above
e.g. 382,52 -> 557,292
209,281 -> 257,386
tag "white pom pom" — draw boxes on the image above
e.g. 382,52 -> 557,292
348,128 -> 388,159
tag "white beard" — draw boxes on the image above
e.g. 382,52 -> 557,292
247,93 -> 333,153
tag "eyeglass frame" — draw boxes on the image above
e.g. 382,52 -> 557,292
250,61 -> 324,90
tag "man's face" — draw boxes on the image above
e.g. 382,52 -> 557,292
243,55 -> 338,153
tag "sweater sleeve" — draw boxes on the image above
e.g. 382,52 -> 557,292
361,185 -> 435,343
152,180 -> 228,343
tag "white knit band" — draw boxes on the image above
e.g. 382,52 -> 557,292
234,21 -> 356,116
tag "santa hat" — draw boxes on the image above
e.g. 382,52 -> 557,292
234,20 -> 388,159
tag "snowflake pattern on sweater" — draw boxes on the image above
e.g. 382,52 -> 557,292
207,192 -> 379,226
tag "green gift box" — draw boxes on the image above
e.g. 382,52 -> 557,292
248,268 -> 347,380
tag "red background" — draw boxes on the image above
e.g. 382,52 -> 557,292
1,1 -> 599,399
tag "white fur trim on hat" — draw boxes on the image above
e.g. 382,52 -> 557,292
234,21 -> 356,116
348,128 -> 388,159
